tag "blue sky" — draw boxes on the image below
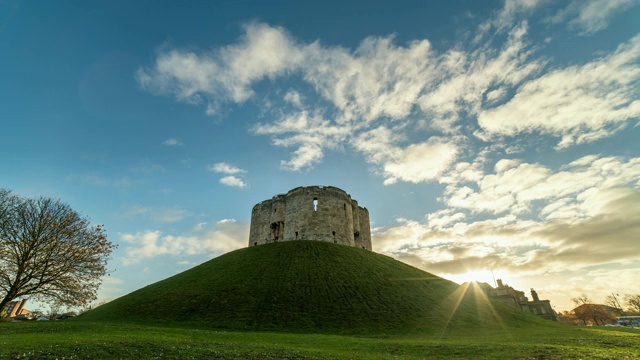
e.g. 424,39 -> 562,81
1,0 -> 639,312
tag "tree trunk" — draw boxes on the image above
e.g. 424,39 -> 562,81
0,297 -> 13,318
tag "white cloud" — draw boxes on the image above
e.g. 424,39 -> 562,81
351,126 -> 404,165
479,34 -> 640,148
252,109 -> 349,171
137,22 -> 304,113
549,0 -> 636,35
303,35 -> 436,125
209,162 -> 246,175
426,209 -> 467,229
120,219 -> 248,265
484,87 -> 508,103
383,138 -> 459,185
283,90 -> 303,108
219,175 -> 247,189
209,162 -> 248,188
443,155 -> 640,216
351,128 -> 461,185
418,22 -> 544,132
162,138 -> 183,146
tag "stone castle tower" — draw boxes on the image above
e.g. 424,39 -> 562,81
249,186 -> 372,250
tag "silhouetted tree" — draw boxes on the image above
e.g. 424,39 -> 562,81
47,301 -> 63,320
0,189 -> 115,316
572,294 -> 596,325
571,294 -> 592,307
625,294 -> 640,315
604,293 -> 625,316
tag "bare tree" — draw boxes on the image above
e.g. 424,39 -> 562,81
571,294 -> 594,325
47,301 -> 63,320
604,293 -> 625,316
625,294 -> 640,315
0,189 -> 18,234
0,190 -> 116,316
571,294 -> 592,307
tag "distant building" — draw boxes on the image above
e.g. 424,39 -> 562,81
3,299 -> 30,319
486,279 -> 557,321
617,315 -> 640,327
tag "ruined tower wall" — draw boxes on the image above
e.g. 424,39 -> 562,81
249,200 -> 271,246
351,200 -> 361,241
248,186 -> 371,250
355,207 -> 372,250
283,186 -> 355,246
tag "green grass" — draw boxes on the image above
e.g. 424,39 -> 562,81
0,321 -> 639,359
78,241 -> 555,334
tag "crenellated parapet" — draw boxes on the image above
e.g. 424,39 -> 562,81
249,186 -> 371,250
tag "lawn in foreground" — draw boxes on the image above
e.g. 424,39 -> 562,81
1,321 -> 639,359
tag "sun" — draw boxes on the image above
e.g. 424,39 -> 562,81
445,269 -> 497,286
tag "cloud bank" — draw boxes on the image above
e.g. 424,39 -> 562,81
138,17 -> 640,184
120,219 -> 248,265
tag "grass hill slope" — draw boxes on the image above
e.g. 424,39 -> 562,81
80,241 -> 556,334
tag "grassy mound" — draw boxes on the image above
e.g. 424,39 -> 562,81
80,241 -> 556,334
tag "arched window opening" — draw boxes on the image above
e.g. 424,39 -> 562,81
295,231 -> 299,239
313,198 -> 318,211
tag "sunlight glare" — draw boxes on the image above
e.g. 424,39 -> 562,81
469,281 -> 512,338
444,270 -> 497,286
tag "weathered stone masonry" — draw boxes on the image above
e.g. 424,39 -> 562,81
249,186 -> 372,250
